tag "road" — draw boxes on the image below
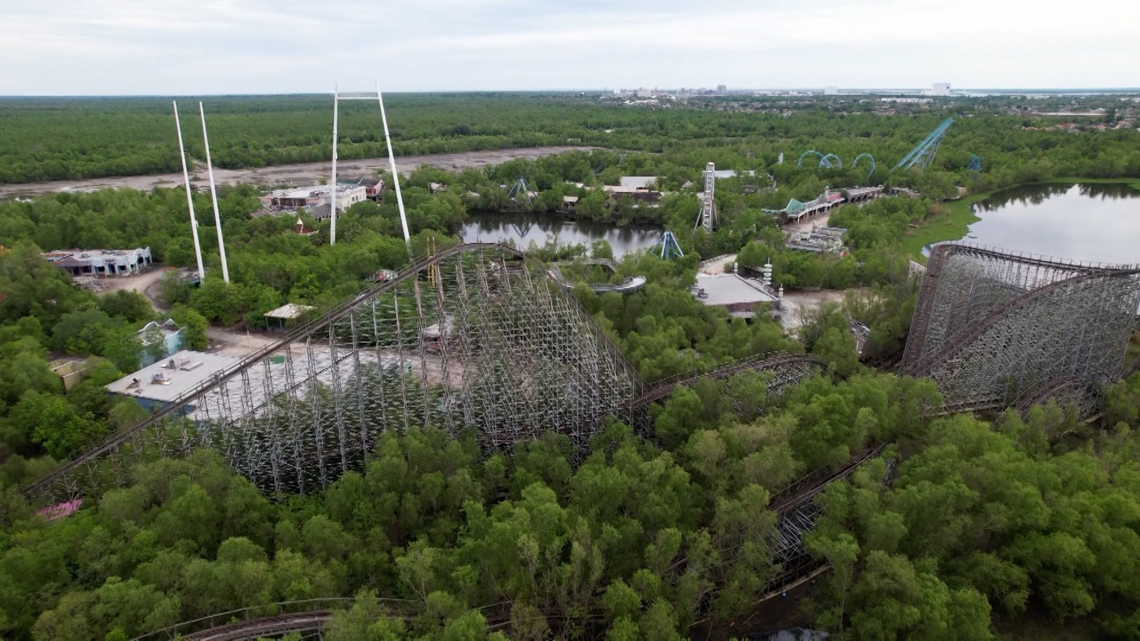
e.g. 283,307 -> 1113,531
205,326 -> 280,359
698,253 -> 738,275
89,267 -> 173,312
0,146 -> 596,198
784,212 -> 831,234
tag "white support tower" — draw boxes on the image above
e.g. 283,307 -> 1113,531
696,161 -> 717,232
330,88 -> 340,245
199,102 -> 229,283
172,101 -> 205,280
376,87 -> 411,248
333,87 -> 411,250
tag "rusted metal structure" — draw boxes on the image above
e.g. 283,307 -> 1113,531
901,243 -> 1140,415
26,244 -> 642,501
24,244 -> 822,504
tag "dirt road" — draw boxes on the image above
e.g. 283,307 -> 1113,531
784,212 -> 831,234
91,266 -> 173,312
205,326 -> 280,359
778,289 -> 849,332
0,146 -> 597,198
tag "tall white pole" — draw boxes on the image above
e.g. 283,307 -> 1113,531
199,102 -> 230,283
330,88 -> 339,246
377,85 -> 411,248
173,101 -> 205,281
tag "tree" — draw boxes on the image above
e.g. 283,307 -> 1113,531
100,327 -> 142,374
7,391 -> 96,458
99,291 -> 153,323
170,305 -> 209,350
812,326 -> 861,379
805,531 -> 859,635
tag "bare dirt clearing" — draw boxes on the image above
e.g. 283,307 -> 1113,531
88,267 -> 173,312
0,146 -> 597,198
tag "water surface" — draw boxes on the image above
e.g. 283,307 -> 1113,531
461,212 -> 661,258
956,183 -> 1140,264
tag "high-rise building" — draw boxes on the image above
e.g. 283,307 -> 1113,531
716,84 -> 727,93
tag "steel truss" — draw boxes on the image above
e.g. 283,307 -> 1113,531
851,152 -> 876,181
901,244 -> 1140,416
894,118 -> 953,171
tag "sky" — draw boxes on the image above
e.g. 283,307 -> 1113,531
2,0 -> 1138,95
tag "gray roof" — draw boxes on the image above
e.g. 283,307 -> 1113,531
693,274 -> 777,307
105,350 -> 240,404
307,203 -> 333,220
619,176 -> 657,189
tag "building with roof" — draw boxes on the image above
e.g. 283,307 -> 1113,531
108,346 -> 411,423
264,303 -> 316,330
43,247 -> 153,277
619,176 -> 657,190
603,178 -> 662,203
711,169 -> 756,180
763,188 -> 846,223
106,350 -> 241,414
787,227 -> 848,254
928,83 -> 951,96
259,184 -> 368,216
691,273 -> 778,318
138,319 -> 183,366
337,176 -> 385,199
49,358 -> 95,391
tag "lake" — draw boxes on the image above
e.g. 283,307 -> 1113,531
947,183 -> 1140,264
461,212 -> 662,258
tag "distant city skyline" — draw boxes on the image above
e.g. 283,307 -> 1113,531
2,0 -> 1137,96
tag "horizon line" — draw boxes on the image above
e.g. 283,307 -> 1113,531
2,87 -> 1140,99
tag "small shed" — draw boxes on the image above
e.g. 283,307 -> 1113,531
264,303 -> 316,330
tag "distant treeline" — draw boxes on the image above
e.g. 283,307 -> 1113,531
2,94 -> 1140,184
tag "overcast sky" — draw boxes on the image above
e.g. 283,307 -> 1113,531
3,0 -> 1137,95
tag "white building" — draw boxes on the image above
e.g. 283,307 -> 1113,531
618,176 -> 657,190
824,86 -> 839,96
43,247 -> 153,277
930,83 -> 951,96
259,184 -> 368,214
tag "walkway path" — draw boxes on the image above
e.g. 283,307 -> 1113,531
697,253 -> 737,275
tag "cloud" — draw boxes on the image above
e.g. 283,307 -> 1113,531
0,0 -> 1136,94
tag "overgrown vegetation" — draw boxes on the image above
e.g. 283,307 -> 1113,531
3,93 -> 1140,639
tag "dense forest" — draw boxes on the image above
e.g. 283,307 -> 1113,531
1,93 -> 1139,187
3,94 -> 1140,639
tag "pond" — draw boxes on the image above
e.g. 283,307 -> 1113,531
460,212 -> 662,258
941,183 -> 1140,264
